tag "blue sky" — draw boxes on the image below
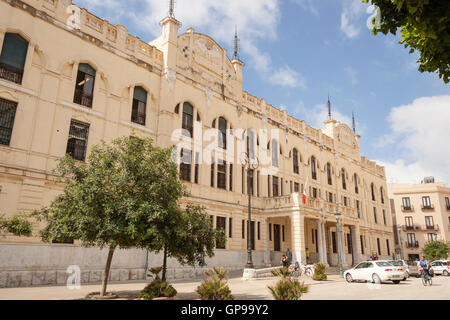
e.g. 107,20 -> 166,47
75,0 -> 450,184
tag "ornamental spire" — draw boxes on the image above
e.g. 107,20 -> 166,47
168,0 -> 175,18
233,25 -> 240,61
328,94 -> 332,120
352,111 -> 356,134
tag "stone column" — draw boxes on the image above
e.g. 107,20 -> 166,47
317,219 -> 327,264
351,225 -> 361,264
264,218 -> 271,266
340,224 -> 347,266
290,211 -> 306,264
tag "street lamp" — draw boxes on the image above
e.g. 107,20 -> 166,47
334,209 -> 344,278
241,152 -> 259,269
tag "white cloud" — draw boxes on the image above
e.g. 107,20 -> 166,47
270,65 -> 306,88
340,0 -> 367,39
345,67 -> 358,85
378,95 -> 450,184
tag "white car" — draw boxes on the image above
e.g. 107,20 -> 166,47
344,261 -> 405,284
430,260 -> 450,276
388,260 -> 409,280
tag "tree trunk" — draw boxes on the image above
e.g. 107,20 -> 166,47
101,246 -> 116,297
162,245 -> 167,281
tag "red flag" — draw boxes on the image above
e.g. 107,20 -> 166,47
303,174 -> 309,205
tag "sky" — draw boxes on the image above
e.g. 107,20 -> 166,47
74,0 -> 450,185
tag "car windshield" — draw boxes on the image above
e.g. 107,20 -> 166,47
389,261 -> 403,266
376,262 -> 392,267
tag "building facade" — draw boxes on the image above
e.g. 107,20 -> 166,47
388,180 -> 450,261
0,0 -> 394,287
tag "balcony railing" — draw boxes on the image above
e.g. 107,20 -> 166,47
425,224 -> 439,231
406,241 -> 419,248
401,205 -> 413,211
0,63 -> 23,84
73,89 -> 93,108
421,204 -> 434,210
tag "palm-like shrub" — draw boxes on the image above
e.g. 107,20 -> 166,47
268,267 -> 309,300
312,262 -> 327,281
196,267 -> 234,300
139,266 -> 177,300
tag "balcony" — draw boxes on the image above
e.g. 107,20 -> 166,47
402,225 -> 421,231
421,204 -> 434,210
0,63 -> 23,84
424,224 -> 439,231
406,241 -> 419,248
401,205 -> 414,212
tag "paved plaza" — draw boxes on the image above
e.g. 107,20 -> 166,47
0,271 -> 448,300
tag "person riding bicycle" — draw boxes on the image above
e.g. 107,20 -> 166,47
419,256 -> 431,280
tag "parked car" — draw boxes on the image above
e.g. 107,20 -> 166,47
344,261 -> 405,284
407,261 -> 421,278
430,260 -> 450,276
388,260 -> 409,280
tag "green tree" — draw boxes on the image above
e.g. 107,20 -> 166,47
364,0 -> 450,83
34,137 -> 218,296
422,240 -> 449,261
0,213 -> 32,237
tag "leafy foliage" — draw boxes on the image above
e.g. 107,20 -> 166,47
33,137 -> 220,296
268,270 -> 309,300
0,213 -> 32,237
271,267 -> 291,278
422,241 -> 449,261
139,280 -> 177,300
312,262 -> 327,281
196,267 -> 234,300
364,0 -> 450,83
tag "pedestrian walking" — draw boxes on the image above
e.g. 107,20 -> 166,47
286,248 -> 292,265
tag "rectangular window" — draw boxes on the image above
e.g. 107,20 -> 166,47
131,87 -> 147,125
0,98 -> 17,146
229,164 -> 233,191
294,183 -> 300,193
356,200 -> 361,218
383,209 -> 386,226
180,149 -> 191,182
257,221 -> 261,240
216,216 -> 226,249
386,239 -> 390,256
407,233 -> 416,247
402,197 -> 411,210
217,161 -> 226,190
445,197 -> 450,210
242,220 -> 245,239
373,207 -> 377,224
332,232 -> 337,253
269,223 -> 272,241
312,187 -> 317,199
377,238 -> 381,255
343,196 -> 348,207
194,152 -> 199,184
182,103 -> 194,137
66,120 -> 89,162
228,218 -> 232,238
425,216 -> 434,229
74,63 -> 96,108
422,196 -> 431,208
427,233 -> 435,242
0,33 -> 28,84
282,225 -> 285,242
328,192 -> 333,203
405,216 -> 413,229
272,176 -> 279,197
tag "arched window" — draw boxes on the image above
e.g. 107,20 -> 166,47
354,173 -> 359,194
74,63 -> 96,108
380,187 -> 385,204
174,103 -> 179,114
311,156 -> 317,180
371,183 -> 376,201
182,102 -> 194,137
293,149 -> 299,174
0,33 -> 28,84
341,168 -> 347,190
131,86 -> 147,125
271,139 -> 279,167
327,163 -> 332,185
218,117 -> 227,149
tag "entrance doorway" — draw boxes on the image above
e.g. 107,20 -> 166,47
273,224 -> 281,252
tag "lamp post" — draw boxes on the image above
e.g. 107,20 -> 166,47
397,225 -> 404,260
334,210 -> 344,278
241,152 -> 259,269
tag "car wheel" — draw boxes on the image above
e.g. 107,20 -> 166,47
393,280 -> 401,284
443,270 -> 449,276
402,277 -> 406,281
372,274 -> 381,284
346,273 -> 353,283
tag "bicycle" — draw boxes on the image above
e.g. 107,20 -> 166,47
421,269 -> 432,286
288,262 -> 302,278
300,263 -> 314,277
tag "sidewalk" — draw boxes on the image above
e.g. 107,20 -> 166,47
0,272 -> 345,300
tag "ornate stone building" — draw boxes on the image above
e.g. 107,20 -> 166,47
0,0 -> 393,287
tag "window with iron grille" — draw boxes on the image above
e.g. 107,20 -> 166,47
216,216 -> 226,249
294,182 -> 300,193
180,149 -> 191,182
293,149 -> 299,174
0,98 -> 17,146
311,156 -> 317,180
272,176 -> 279,197
131,86 -> 147,125
66,120 -> 90,161
0,33 -> 28,84
73,63 -> 96,108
